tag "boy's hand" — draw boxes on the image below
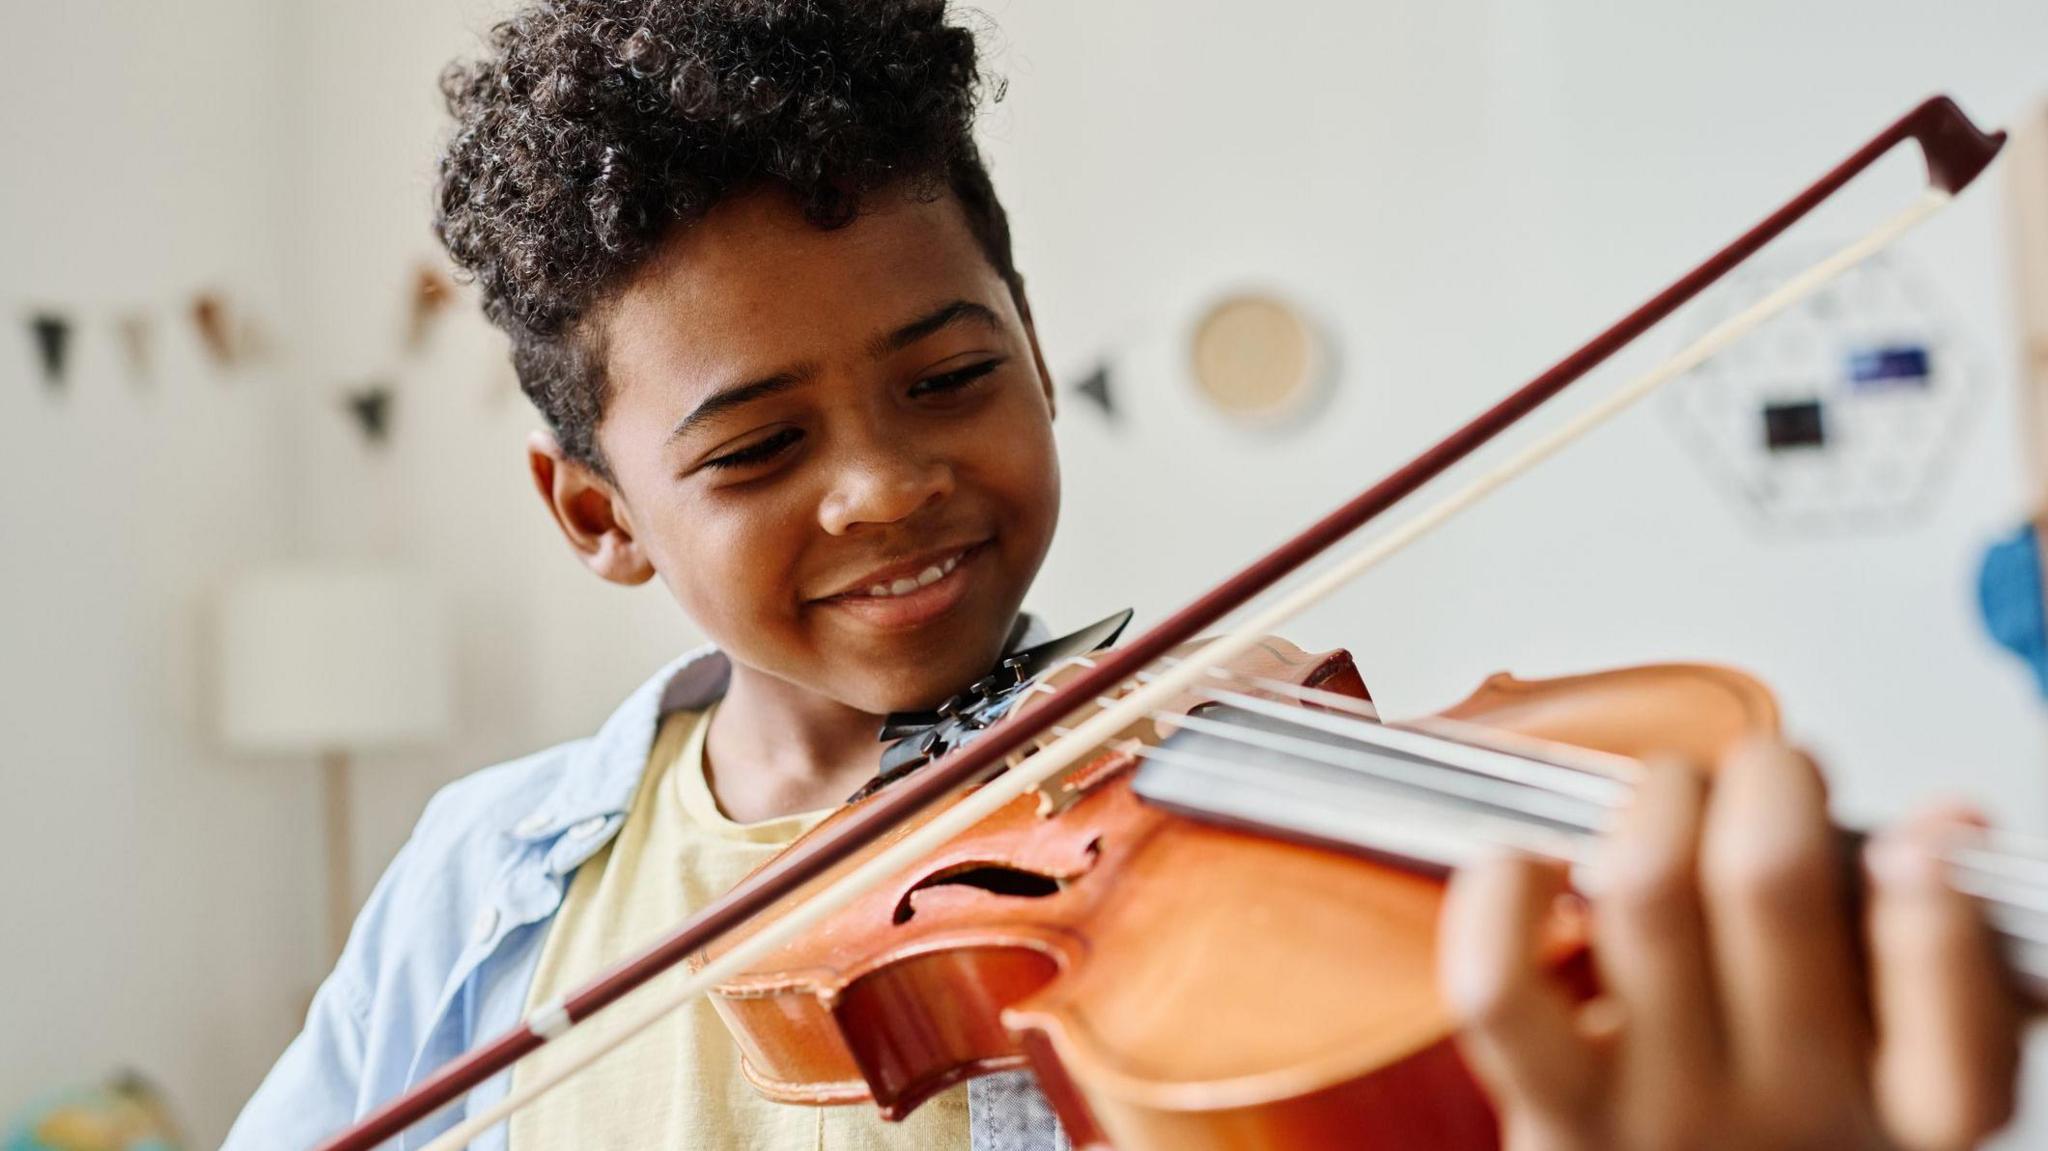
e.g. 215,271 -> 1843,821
1438,738 -> 2024,1151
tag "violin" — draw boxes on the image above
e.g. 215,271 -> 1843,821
700,639 -> 1791,1149
320,95 -> 2033,1151
695,627 -> 2048,1149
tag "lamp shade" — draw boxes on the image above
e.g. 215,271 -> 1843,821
218,566 -> 454,754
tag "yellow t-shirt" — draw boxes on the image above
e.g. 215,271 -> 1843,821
508,705 -> 971,1150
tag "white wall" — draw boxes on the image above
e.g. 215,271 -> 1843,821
995,0 -> 2048,831
0,0 -> 309,1139
7,0 -> 2048,1146
267,0 -> 709,921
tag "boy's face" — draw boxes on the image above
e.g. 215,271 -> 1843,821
541,186 -> 1060,716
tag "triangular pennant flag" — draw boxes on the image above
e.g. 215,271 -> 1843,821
28,311 -> 71,390
405,262 -> 456,353
1073,361 -> 1116,421
116,312 -> 154,386
192,291 -> 236,367
343,383 -> 396,445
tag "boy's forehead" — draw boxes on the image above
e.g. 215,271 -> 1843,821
604,187 -> 1005,395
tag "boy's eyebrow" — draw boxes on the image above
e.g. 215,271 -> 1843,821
668,370 -> 810,443
667,300 -> 1000,445
867,299 -> 1001,358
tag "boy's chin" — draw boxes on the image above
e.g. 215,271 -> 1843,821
838,633 -> 1017,717
822,608 -> 1024,716
844,664 -> 993,718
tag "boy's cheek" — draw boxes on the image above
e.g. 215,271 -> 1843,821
652,515 -> 804,658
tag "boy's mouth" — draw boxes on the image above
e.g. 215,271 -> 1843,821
812,540 -> 990,631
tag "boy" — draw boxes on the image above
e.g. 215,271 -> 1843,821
226,2 -> 2024,1149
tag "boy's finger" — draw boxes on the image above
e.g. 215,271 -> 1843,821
1440,853 -> 1600,1126
1868,811 -> 2022,1151
1589,759 -> 1722,1137
1699,739 -> 1868,1130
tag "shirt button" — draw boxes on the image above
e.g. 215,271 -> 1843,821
513,813 -> 551,837
568,816 -> 608,840
471,906 -> 499,947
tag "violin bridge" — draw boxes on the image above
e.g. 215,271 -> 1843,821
1029,736 -> 1145,817
1014,666 -> 1154,817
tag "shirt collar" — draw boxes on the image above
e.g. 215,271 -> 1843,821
510,643 -> 717,844
511,614 -> 1052,844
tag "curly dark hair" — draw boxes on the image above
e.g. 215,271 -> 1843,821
434,0 -> 1020,478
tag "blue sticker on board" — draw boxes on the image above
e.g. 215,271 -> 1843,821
1978,521 -> 2048,697
1847,344 -> 1931,389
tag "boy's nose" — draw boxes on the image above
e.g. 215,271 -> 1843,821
817,447 -> 955,536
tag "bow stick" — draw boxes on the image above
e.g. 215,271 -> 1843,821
322,94 -> 2004,1151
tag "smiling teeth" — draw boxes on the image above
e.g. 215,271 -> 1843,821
863,553 -> 963,598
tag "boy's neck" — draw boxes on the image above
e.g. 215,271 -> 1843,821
700,664 -> 892,823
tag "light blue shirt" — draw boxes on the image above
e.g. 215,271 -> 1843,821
223,636 -> 1066,1151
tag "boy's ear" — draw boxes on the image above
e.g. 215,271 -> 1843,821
1015,290 -> 1056,420
526,429 -> 656,586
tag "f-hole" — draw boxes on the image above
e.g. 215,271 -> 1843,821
893,863 -> 1064,925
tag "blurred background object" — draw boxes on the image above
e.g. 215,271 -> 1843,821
1977,100 -> 2048,697
1188,292 -> 1330,426
216,567 -> 453,955
6,0 -> 2048,1144
3,1072 -> 184,1151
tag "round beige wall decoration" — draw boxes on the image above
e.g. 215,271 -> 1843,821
1188,292 -> 1327,425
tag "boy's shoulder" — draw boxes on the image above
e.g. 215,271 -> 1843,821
358,646 -> 722,957
220,648 -> 726,1150
411,739 -> 591,865
338,645 -> 724,1010
357,741 -> 589,980
411,643 -> 727,862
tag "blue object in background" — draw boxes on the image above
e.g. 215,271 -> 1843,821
1847,343 -> 1932,389
1978,520 -> 2048,698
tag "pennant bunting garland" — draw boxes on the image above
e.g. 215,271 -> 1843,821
14,254 -> 459,414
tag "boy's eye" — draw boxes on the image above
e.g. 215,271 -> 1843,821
910,358 -> 1004,398
704,427 -> 802,471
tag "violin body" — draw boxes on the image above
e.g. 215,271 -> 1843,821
701,641 -> 1780,1150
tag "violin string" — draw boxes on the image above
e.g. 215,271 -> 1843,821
1091,656 -> 1636,804
1040,710 -> 1605,845
1129,738 -> 1602,864
1052,659 -> 1621,817
1945,859 -> 2048,922
1033,718 -> 2048,990
1182,681 -> 1628,805
1139,654 -> 1644,785
1122,655 -> 2048,876
1036,669 -> 2048,942
1169,707 -> 1611,827
1128,711 -> 2048,919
